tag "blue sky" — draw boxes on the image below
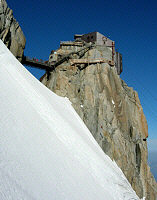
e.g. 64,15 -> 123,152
7,0 -> 157,145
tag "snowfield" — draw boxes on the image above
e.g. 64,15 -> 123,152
0,40 -> 142,199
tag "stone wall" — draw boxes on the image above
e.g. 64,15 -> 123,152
41,44 -> 157,199
0,0 -> 26,61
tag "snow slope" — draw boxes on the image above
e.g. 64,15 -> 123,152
0,40 -> 141,200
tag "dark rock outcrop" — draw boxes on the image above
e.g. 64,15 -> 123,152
0,0 -> 26,61
41,41 -> 157,199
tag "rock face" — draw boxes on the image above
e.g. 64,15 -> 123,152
0,0 -> 26,61
41,39 -> 157,199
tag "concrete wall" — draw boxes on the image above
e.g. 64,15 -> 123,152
81,32 -> 97,43
96,32 -> 105,45
81,32 -> 114,47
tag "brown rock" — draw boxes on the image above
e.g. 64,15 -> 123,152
0,0 -> 26,61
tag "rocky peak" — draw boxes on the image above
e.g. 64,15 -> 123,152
41,35 -> 157,199
0,0 -> 26,61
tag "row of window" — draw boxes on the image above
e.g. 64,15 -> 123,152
87,35 -> 94,40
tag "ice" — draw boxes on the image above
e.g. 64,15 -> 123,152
0,40 -> 141,199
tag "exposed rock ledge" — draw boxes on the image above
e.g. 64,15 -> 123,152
41,45 -> 157,199
0,0 -> 26,61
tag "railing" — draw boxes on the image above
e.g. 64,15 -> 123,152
60,41 -> 83,46
22,56 -> 51,71
25,57 -> 49,65
22,44 -> 95,71
60,41 -> 73,44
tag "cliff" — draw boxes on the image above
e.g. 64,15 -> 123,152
0,39 -> 142,200
41,39 -> 157,199
0,0 -> 26,61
